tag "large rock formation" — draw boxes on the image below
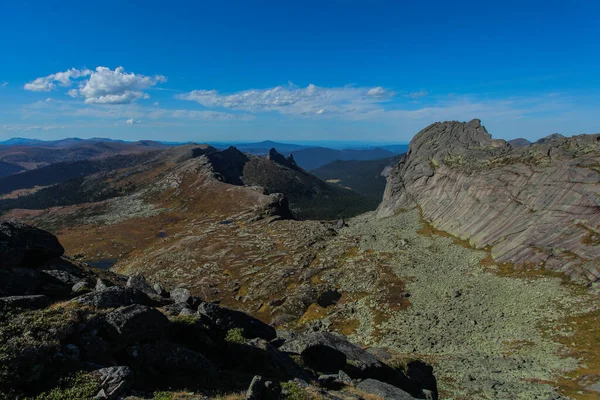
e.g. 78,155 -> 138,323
378,119 -> 600,283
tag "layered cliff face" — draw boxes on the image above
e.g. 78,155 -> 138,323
378,119 -> 600,284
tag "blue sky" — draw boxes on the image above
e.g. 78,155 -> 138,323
0,0 -> 598,143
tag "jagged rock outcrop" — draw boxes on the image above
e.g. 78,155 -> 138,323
268,148 -> 299,169
378,119 -> 600,283
0,220 -> 437,399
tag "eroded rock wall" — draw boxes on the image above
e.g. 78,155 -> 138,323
378,119 -> 600,283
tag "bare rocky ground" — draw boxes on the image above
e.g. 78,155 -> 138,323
330,210 -> 598,399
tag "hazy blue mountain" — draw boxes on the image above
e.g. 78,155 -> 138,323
312,156 -> 400,200
290,147 -> 396,170
378,144 -> 409,154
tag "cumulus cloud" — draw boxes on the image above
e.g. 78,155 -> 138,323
24,66 -> 165,105
77,67 -> 166,105
24,68 -> 91,92
177,83 -> 394,117
125,118 -> 141,125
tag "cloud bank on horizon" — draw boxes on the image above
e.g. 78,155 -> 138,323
3,64 -> 596,143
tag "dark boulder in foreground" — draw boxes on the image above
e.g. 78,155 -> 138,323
0,220 -> 64,268
72,286 -> 157,308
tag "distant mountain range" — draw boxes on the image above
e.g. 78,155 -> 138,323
0,137 -> 408,174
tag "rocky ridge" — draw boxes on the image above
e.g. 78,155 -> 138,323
378,119 -> 600,285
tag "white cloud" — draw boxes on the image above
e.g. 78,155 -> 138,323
24,66 -> 165,105
177,83 -> 394,117
125,118 -> 141,125
1,124 -> 65,132
24,68 -> 91,92
45,97 -> 53,102
1,82 -> 7,88
170,109 -> 254,121
367,86 -> 392,98
78,66 -> 166,105
406,90 -> 428,99
153,102 -> 159,107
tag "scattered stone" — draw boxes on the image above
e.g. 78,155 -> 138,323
246,375 -> 281,400
179,307 -> 196,316
163,302 -> 192,316
90,366 -> 133,399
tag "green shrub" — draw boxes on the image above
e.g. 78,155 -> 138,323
224,328 -> 247,344
281,381 -> 310,400
153,392 -> 173,400
32,373 -> 99,400
171,314 -> 199,326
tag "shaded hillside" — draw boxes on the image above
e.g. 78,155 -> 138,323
312,156 -> 401,201
0,140 -> 168,169
0,151 -> 162,197
290,147 -> 396,170
0,161 -> 24,177
243,157 -> 374,220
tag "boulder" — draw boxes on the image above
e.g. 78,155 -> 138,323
163,302 -> 193,316
0,295 -> 49,310
246,375 -> 281,400
95,278 -> 111,291
41,269 -> 83,285
103,305 -> 170,349
227,338 -> 311,382
153,282 -> 168,297
126,274 -> 155,295
357,379 -> 418,400
198,302 -> 276,341
0,268 -> 43,296
318,370 -> 353,389
0,220 -> 64,268
170,287 -> 191,304
72,281 -> 92,294
72,286 -> 157,308
406,361 -> 438,400
90,366 -> 133,400
279,332 -> 382,374
126,340 -> 216,389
